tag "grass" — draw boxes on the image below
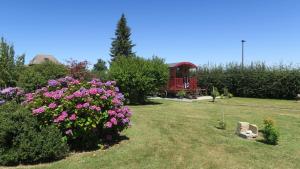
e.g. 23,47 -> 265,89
3,97 -> 300,169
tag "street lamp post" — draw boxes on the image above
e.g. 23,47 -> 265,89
241,40 -> 246,68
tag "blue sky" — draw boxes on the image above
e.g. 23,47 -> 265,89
1,0 -> 300,66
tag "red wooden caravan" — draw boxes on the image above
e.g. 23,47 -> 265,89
166,62 -> 198,96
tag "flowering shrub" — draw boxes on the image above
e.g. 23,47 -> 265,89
25,76 -> 132,148
0,87 -> 24,105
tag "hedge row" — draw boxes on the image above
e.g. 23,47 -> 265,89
197,63 -> 300,99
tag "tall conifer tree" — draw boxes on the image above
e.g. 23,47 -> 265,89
110,14 -> 135,62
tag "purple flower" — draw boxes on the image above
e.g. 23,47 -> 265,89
95,106 -> 101,111
112,98 -> 122,106
25,93 -> 34,102
126,111 -> 132,117
105,81 -> 112,86
117,113 -> 125,118
69,114 -> 77,121
122,118 -> 129,124
0,87 -> 13,94
70,80 -> 80,85
65,94 -> 74,100
97,88 -> 103,94
32,107 -> 45,115
0,100 -> 6,105
116,93 -> 124,100
108,110 -> 116,116
100,95 -> 107,100
54,111 -> 68,123
48,103 -> 57,109
48,80 -> 59,87
105,122 -> 112,128
41,87 -> 48,92
83,102 -> 90,108
73,91 -> 82,98
76,104 -> 83,109
110,117 -> 117,125
61,111 -> 68,117
65,76 -> 74,81
65,129 -> 73,135
89,105 -> 97,110
89,88 -> 98,95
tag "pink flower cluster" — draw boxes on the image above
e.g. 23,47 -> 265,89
43,90 -> 64,100
105,106 -> 132,128
25,77 -> 131,140
32,106 -> 45,115
54,111 -> 68,123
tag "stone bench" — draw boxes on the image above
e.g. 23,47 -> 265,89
236,122 -> 258,139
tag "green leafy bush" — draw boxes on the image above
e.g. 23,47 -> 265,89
109,56 -> 168,104
198,63 -> 300,99
176,90 -> 186,99
18,61 -> 67,92
263,118 -> 279,145
0,102 -> 69,166
218,120 -> 226,130
211,86 -> 219,102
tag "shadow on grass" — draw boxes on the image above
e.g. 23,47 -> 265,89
105,135 -> 130,148
215,126 -> 226,130
71,134 -> 130,152
128,100 -> 163,106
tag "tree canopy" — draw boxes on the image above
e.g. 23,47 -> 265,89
0,37 -> 25,88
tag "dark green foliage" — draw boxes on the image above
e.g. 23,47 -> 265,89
0,102 -> 69,166
18,61 -> 68,92
109,56 -> 168,104
110,14 -> 135,62
0,37 -> 25,88
263,118 -> 279,145
198,63 -> 300,99
92,58 -> 108,81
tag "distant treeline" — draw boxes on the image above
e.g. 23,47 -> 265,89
197,63 -> 300,99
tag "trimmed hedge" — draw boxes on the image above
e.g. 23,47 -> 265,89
197,63 -> 300,99
0,102 -> 69,166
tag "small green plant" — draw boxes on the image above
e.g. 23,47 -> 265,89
176,90 -> 186,99
228,93 -> 233,98
220,94 -> 224,99
211,86 -> 219,102
217,111 -> 226,130
223,88 -> 229,96
263,118 -> 279,145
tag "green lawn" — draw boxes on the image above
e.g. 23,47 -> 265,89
4,98 -> 300,169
